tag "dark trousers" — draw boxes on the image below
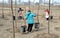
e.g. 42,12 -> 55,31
46,16 -> 53,21
46,18 -> 49,21
27,24 -> 33,32
18,16 -> 23,20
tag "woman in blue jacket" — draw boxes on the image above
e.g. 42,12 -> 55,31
26,10 -> 36,32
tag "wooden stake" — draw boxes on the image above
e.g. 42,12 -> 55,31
48,0 -> 51,34
37,1 -> 40,23
11,0 -> 15,38
2,0 -> 4,18
15,0 -> 17,28
29,0 -> 30,9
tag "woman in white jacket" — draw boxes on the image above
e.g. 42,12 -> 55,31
44,9 -> 50,21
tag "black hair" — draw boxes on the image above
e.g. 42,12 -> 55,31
28,10 -> 31,12
18,8 -> 23,13
19,8 -> 21,10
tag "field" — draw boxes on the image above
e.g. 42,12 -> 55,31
0,5 -> 60,38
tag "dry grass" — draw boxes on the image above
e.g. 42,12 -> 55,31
55,27 -> 60,31
0,5 -> 60,38
6,28 -> 20,33
34,33 -> 59,38
0,23 -> 3,26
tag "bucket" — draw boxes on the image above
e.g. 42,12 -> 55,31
20,25 -> 27,33
34,23 -> 40,31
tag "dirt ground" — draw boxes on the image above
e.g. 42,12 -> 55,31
0,6 -> 60,38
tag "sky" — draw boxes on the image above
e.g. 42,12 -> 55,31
0,0 -> 60,4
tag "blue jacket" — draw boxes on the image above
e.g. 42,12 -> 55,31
26,12 -> 36,24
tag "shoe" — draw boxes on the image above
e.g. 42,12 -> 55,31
26,31 -> 29,33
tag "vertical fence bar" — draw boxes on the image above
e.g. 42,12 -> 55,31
37,1 -> 40,23
2,0 -> 4,18
44,0 -> 45,9
23,1 -> 26,26
48,0 -> 51,34
11,0 -> 15,38
15,0 -> 17,28
29,0 -> 30,9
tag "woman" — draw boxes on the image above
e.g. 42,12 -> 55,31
26,10 -> 36,33
18,8 -> 23,19
44,9 -> 50,21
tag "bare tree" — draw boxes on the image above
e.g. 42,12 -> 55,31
39,0 -> 43,4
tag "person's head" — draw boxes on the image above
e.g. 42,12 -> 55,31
27,10 -> 31,14
19,8 -> 23,11
18,8 -> 23,13
28,10 -> 31,12
19,8 -> 21,10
